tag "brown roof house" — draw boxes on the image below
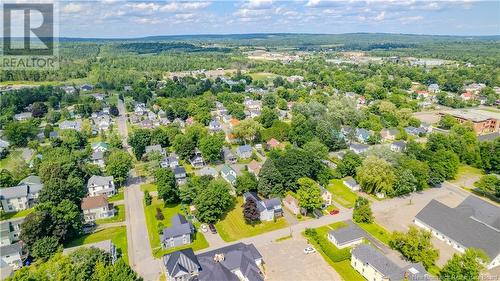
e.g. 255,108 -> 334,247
81,195 -> 115,223
247,160 -> 262,177
266,138 -> 283,150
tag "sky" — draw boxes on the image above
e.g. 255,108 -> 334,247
52,0 -> 500,37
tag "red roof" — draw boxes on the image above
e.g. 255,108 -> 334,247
81,195 -> 108,210
267,138 -> 280,147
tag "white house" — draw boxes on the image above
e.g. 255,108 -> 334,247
87,175 -> 115,197
327,222 -> 365,249
343,177 -> 360,191
221,165 -> 237,186
81,195 -> 115,223
243,192 -> 283,222
0,179 -> 43,213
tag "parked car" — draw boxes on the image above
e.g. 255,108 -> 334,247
329,209 -> 340,215
208,224 -> 217,234
200,224 -> 208,233
303,247 -> 316,254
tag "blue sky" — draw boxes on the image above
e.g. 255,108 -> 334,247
58,0 -> 500,38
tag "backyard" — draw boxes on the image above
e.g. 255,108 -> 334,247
108,189 -> 124,202
144,196 -> 208,258
65,227 -> 128,263
95,205 -> 125,224
327,179 -> 358,208
215,197 -> 289,242
140,183 -> 158,193
0,208 -> 34,221
0,150 -> 25,171
356,222 -> 392,246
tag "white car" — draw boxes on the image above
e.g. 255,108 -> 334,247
303,246 -> 316,254
200,224 -> 208,233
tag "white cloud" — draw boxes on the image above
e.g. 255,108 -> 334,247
62,3 -> 83,13
160,1 -> 211,13
374,11 -> 385,21
242,0 -> 274,9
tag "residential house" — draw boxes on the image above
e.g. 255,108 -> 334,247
160,214 -> 194,249
0,242 -> 24,270
186,117 -> 194,126
221,165 -> 237,186
209,120 -> 222,132
189,149 -> 205,169
327,221 -> 365,249
145,145 -> 167,157
0,218 -> 23,246
349,143 -> 369,155
63,240 -> 117,264
0,139 -> 9,154
87,175 -> 115,197
414,196 -> 500,269
13,112 -> 32,121
266,138 -> 283,150
91,93 -> 105,101
61,86 -> 76,94
247,160 -> 261,177
229,118 -> 240,129
243,192 -> 283,222
460,91 -> 474,101
404,126 -> 426,137
428,83 -> 439,93
0,180 -> 43,213
160,153 -> 179,169
343,177 -> 360,191
223,147 -> 237,164
464,83 -> 486,94
93,115 -> 111,131
80,84 -> 93,91
173,166 -> 187,185
134,103 -> 148,115
163,243 -> 263,281
351,244 -> 428,281
236,145 -> 252,159
81,195 -> 115,223
390,141 -> 406,153
282,194 -> 300,215
355,128 -> 371,143
319,186 -> 332,207
380,129 -> 399,141
90,151 -> 105,167
59,120 -> 82,131
322,159 -> 337,169
91,142 -> 109,153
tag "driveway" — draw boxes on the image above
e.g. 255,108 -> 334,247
258,236 -> 342,281
125,175 -> 162,280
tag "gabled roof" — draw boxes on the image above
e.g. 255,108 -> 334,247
328,221 -> 365,245
160,214 -> 193,241
87,175 -> 113,187
81,195 -> 108,210
343,177 -> 358,186
0,185 -> 28,199
237,145 -> 252,154
173,166 -> 186,175
415,197 -> 500,259
19,175 -> 41,185
0,242 -> 22,257
163,248 -> 201,278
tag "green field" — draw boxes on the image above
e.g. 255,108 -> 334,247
144,196 -> 208,257
0,150 -> 25,171
0,208 -> 34,221
249,72 -> 278,81
215,197 -> 288,242
65,227 -> 128,263
450,165 -> 483,184
356,222 -> 392,246
327,179 -> 358,208
95,205 -> 125,224
141,183 -> 158,193
108,189 -> 124,202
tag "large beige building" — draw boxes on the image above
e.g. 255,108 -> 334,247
440,108 -> 499,135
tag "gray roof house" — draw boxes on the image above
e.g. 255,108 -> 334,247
355,128 -> 371,143
0,181 -> 43,213
87,175 -> 115,197
163,243 -> 263,281
160,214 -> 194,249
198,167 -> 218,178
221,165 -> 237,186
343,177 -> 360,191
59,120 -> 82,131
328,221 -> 365,248
223,147 -> 237,164
390,141 -> 406,153
173,166 -> 187,185
236,145 -> 252,159
351,244 -> 428,281
189,149 -> 205,169
243,192 -> 283,222
145,145 -> 166,157
0,242 -> 24,270
349,143 -> 369,154
209,120 -> 222,132
90,151 -> 105,167
160,153 -> 179,169
414,196 -> 500,269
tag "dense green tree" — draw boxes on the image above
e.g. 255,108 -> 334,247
3,121 -> 38,146
106,150 -> 132,186
198,133 -> 224,163
393,168 -> 418,196
243,197 -> 260,223
438,114 -> 459,129
440,248 -> 489,281
155,168 -> 178,203
288,113 -> 315,146
173,133 -> 196,160
31,236 -> 61,261
356,156 -> 395,196
427,149 -> 459,186
261,120 -> 290,141
390,226 -> 439,269
128,129 -> 152,159
352,197 -> 373,223
337,152 -> 362,177
480,138 -> 500,174
258,107 -> 279,128
262,94 -> 277,108
258,159 -> 284,198
235,171 -> 258,195
194,179 -> 233,224
296,177 -> 323,213
474,175 -> 500,198
39,176 -> 85,205
302,140 -> 328,160
0,169 -> 15,187
232,119 -> 262,144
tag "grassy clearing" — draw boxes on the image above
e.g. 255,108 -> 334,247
144,196 -> 208,257
95,205 -> 125,224
331,260 -> 365,281
65,227 -> 128,263
356,222 -> 392,246
108,189 -> 124,202
451,165 -> 483,184
327,179 -> 358,208
0,208 -> 34,221
215,197 -> 288,242
141,183 -> 158,193
0,150 -> 24,171
249,72 -> 278,81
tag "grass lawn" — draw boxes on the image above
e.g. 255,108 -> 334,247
65,227 -> 129,263
249,72 -> 278,81
450,165 -> 483,184
144,196 -> 208,257
141,183 -> 158,193
356,222 -> 392,246
331,260 -> 365,281
327,179 -> 358,208
95,205 -> 125,224
108,189 -> 124,202
0,208 -> 34,221
0,150 -> 24,171
215,197 -> 289,242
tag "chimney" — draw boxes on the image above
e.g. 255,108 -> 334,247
213,253 -> 225,263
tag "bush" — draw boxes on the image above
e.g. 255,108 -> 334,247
157,222 -> 164,233
155,208 -> 164,220
144,191 -> 152,206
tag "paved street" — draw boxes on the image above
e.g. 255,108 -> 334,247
125,176 -> 162,281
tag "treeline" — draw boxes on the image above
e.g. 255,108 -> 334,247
116,42 -> 231,54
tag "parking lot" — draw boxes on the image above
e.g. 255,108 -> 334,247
256,236 -> 342,281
